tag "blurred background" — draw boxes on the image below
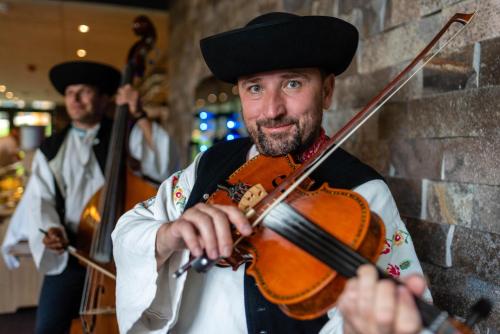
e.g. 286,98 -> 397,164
0,0 -> 499,333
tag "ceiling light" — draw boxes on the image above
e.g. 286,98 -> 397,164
0,85 -> 5,92
76,49 -> 87,57
5,91 -> 14,99
78,24 -> 89,33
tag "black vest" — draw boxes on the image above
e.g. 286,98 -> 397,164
38,119 -> 113,236
184,138 -> 383,334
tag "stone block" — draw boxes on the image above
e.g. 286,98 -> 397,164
323,106 -> 380,143
479,36 -> 500,87
385,0 -> 420,29
283,0 -> 312,14
471,185 -> 500,235
451,226 -> 500,285
442,0 -> 500,50
359,13 -> 442,73
420,0 -> 463,16
385,138 -> 445,180
338,0 -> 378,15
379,86 -> 500,139
442,136 -> 500,186
404,217 -> 451,267
338,0 -> 386,38
335,64 -> 423,109
420,0 -> 441,15
424,180 -> 474,227
422,263 -> 500,333
384,137 -> 500,186
423,43 -> 477,94
387,177 -> 422,218
341,138 -> 390,175
360,0 -> 500,74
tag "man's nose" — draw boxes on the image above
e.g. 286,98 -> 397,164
74,91 -> 83,102
263,88 -> 286,119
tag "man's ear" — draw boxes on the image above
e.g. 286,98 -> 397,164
322,73 -> 335,110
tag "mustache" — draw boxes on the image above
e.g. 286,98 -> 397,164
256,116 -> 298,128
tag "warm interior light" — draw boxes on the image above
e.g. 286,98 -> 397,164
5,92 -> 14,99
218,92 -> 228,102
32,100 -> 56,110
13,112 -> 51,127
0,85 -> 6,93
207,93 -> 217,103
76,49 -> 87,57
78,24 -> 89,33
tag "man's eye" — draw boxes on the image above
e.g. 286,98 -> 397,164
286,80 -> 301,89
248,85 -> 261,94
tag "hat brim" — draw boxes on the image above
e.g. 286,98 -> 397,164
49,61 -> 121,96
200,16 -> 358,84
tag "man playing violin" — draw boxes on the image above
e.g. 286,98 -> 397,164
113,13 -> 430,334
2,61 -> 178,334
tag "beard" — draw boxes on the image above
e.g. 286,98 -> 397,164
247,115 -> 319,156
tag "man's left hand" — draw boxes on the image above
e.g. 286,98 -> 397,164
338,264 -> 426,334
116,84 -> 143,118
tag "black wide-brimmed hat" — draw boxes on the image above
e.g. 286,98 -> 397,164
49,61 -> 121,96
200,12 -> 358,83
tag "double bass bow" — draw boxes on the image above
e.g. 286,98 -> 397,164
72,16 -> 159,333
175,11 -> 492,333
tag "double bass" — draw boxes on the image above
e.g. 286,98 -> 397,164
70,16 -> 159,333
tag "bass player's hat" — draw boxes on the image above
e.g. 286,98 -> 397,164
200,12 -> 358,83
49,61 -> 121,96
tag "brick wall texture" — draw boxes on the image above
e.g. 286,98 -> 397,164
167,0 -> 500,332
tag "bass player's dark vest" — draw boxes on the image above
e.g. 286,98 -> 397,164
38,118 -> 113,241
184,137 -> 383,334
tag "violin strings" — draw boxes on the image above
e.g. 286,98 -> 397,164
264,203 -> 446,328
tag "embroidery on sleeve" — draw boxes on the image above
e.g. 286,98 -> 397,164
172,171 -> 187,210
385,259 -> 412,278
381,239 -> 392,255
392,229 -> 410,247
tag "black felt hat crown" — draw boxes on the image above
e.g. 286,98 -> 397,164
200,12 -> 359,83
49,61 -> 121,96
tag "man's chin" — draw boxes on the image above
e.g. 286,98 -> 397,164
257,139 -> 299,156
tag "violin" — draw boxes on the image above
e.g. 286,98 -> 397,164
175,11 -> 492,333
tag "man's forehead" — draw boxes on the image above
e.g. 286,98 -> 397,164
65,84 -> 97,93
238,67 -> 321,83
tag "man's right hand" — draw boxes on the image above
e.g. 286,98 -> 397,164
42,227 -> 69,254
155,203 -> 253,267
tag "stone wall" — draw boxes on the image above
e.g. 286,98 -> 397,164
167,0 -> 499,332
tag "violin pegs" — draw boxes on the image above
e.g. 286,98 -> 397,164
465,298 -> 493,327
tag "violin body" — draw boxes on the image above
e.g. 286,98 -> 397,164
208,154 -> 385,319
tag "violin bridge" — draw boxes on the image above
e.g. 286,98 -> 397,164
238,184 -> 268,211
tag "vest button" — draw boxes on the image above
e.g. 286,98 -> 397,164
257,307 -> 266,312
258,331 -> 268,334
202,193 -> 209,200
